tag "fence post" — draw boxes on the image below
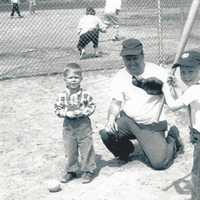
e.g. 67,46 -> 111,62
157,0 -> 164,66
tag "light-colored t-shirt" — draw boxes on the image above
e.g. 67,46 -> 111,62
104,0 -> 121,14
77,15 -> 106,35
177,84 -> 200,131
29,0 -> 36,5
111,62 -> 166,124
11,0 -> 19,3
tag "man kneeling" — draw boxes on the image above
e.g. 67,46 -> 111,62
100,38 -> 184,170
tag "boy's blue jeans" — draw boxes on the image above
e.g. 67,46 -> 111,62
63,116 -> 96,173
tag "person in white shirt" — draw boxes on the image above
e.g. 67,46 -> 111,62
10,0 -> 23,18
104,0 -> 121,41
77,7 -> 106,59
163,50 -> 200,200
100,38 -> 183,170
29,0 -> 37,14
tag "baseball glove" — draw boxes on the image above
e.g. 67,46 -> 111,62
132,76 -> 163,95
189,127 -> 200,144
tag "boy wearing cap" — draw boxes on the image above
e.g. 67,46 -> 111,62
104,0 -> 121,41
100,38 -> 183,170
77,7 -> 106,59
163,50 -> 200,200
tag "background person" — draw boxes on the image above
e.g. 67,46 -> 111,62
29,0 -> 36,14
10,0 -> 23,18
104,0 -> 121,41
77,7 -> 106,59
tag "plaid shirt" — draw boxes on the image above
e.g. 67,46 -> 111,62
55,88 -> 95,118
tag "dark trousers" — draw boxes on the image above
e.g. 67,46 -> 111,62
100,112 -> 177,170
190,128 -> 200,200
11,3 -> 21,17
77,29 -> 99,52
191,144 -> 200,200
63,116 -> 96,173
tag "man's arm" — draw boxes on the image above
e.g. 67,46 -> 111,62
105,98 -> 122,132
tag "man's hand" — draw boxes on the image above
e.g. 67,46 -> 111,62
105,118 -> 118,133
104,98 -> 121,132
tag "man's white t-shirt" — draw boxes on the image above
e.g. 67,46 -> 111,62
104,0 -> 121,14
77,15 -> 106,35
111,62 -> 166,124
177,84 -> 200,131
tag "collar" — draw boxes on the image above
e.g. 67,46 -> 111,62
65,87 -> 82,96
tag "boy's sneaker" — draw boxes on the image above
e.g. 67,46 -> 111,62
60,172 -> 77,183
82,172 -> 94,184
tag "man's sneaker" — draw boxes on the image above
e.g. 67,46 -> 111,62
18,15 -> 24,18
60,172 -> 76,183
168,126 -> 184,154
82,172 -> 94,184
80,50 -> 86,59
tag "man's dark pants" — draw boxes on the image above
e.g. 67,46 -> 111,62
11,3 -> 21,17
100,112 -> 177,170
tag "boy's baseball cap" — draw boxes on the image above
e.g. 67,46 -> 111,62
173,50 -> 200,68
120,38 -> 143,56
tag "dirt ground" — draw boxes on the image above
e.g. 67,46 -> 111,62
0,69 -> 194,200
0,7 -> 196,200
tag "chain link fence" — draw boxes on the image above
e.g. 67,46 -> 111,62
0,0 -> 200,80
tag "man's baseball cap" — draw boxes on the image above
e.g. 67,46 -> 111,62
173,50 -> 200,68
120,38 -> 143,56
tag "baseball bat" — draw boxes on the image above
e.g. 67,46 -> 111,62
172,0 -> 200,74
156,0 -> 200,122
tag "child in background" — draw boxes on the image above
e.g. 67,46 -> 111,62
104,0 -> 121,41
163,50 -> 200,200
55,63 -> 96,184
77,7 -> 106,59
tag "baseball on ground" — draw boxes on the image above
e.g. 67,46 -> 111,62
47,179 -> 62,192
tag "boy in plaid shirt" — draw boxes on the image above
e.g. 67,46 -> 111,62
55,63 -> 96,184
